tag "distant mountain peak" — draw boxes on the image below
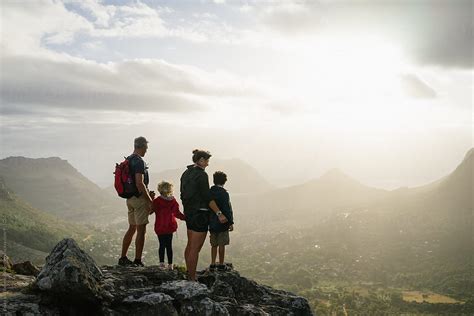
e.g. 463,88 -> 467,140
320,168 -> 352,181
1,156 -> 69,165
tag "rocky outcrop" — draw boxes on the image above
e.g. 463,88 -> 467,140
35,238 -> 103,304
2,238 -> 314,315
12,261 -> 41,276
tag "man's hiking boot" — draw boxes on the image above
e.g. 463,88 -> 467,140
133,259 -> 144,267
118,256 -> 133,266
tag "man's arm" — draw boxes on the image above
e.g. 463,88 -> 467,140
135,173 -> 152,204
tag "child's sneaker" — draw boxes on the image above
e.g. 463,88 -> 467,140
159,262 -> 166,270
217,263 -> 232,271
168,264 -> 174,270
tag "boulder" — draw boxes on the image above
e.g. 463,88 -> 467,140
35,238 -> 103,304
13,261 -> 41,276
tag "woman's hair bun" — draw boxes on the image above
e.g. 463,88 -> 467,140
192,149 -> 199,154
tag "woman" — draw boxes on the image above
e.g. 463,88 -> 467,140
180,149 -> 228,281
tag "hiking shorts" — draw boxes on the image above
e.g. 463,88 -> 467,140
210,230 -> 230,247
184,210 -> 210,232
127,195 -> 150,225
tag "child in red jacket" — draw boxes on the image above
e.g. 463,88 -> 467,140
152,181 -> 185,270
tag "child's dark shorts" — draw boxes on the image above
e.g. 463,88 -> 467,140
184,210 -> 210,232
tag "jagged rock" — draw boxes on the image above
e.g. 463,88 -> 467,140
1,271 -> 35,292
5,238 -> 314,315
35,238 -> 103,304
159,280 -> 209,300
12,260 -> 41,276
0,293 -> 60,315
209,279 -> 235,297
197,268 -> 312,315
180,297 -> 229,316
1,250 -> 13,270
221,303 -> 269,316
118,292 -> 178,316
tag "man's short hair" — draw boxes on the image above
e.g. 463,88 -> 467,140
134,136 -> 148,149
213,171 -> 227,186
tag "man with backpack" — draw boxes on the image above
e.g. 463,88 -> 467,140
118,136 -> 154,267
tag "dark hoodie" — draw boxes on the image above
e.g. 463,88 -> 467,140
180,164 -> 213,213
209,185 -> 234,232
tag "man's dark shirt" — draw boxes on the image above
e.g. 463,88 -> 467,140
128,154 -> 149,197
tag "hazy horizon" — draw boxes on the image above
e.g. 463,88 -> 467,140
1,0 -> 472,190
0,146 -> 471,191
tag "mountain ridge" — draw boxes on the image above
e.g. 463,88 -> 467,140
0,156 -> 122,223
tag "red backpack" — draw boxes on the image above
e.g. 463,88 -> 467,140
114,156 -> 138,199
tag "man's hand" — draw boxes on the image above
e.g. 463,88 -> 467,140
218,213 -> 228,224
147,202 -> 153,215
229,224 -> 234,231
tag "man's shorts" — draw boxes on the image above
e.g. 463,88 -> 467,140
184,210 -> 210,232
210,230 -> 230,247
126,195 -> 150,225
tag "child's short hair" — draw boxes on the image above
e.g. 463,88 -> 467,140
157,181 -> 173,197
213,171 -> 227,186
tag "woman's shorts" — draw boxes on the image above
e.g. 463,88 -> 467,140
185,210 -> 210,232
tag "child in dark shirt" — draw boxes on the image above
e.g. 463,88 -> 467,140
209,171 -> 234,271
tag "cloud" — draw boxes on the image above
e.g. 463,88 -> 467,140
0,54 -> 268,116
1,0 -> 93,54
259,2 -> 324,35
3,0 -> 233,58
255,0 -> 473,68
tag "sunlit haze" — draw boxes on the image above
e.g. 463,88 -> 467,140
1,0 -> 472,189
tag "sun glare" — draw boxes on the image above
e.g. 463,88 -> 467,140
279,33 -> 415,132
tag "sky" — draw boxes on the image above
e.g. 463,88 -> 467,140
1,0 -> 472,189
